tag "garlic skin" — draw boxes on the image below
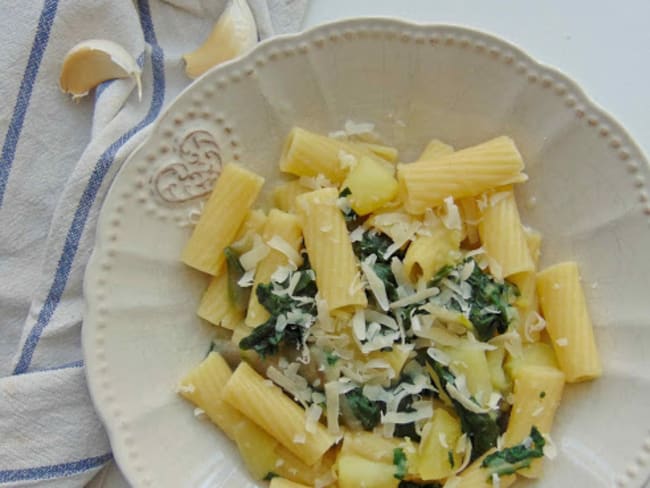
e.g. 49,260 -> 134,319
59,39 -> 142,101
184,0 -> 257,79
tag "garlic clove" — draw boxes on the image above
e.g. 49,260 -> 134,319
183,0 -> 257,79
59,39 -> 142,101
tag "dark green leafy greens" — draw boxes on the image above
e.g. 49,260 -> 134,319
343,368 -> 434,438
425,355 -> 502,460
239,257 -> 317,357
224,247 -> 250,313
352,229 -> 403,304
430,258 -> 519,341
393,447 -> 408,480
262,471 -> 279,480
482,426 -> 546,477
448,450 -> 455,468
392,393 -> 422,442
344,388 -> 382,430
325,350 -> 339,366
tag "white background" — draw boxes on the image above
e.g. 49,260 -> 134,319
92,1 -> 649,486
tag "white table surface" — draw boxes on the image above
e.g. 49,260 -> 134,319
90,1 -> 649,486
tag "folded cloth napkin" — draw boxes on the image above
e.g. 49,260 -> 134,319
0,0 -> 307,485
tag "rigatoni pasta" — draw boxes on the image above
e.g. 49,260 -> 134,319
398,136 -> 527,213
505,365 -> 565,478
197,271 -> 242,329
295,187 -> 367,311
279,126 -> 378,183
181,163 -> 264,274
178,126 -> 601,487
536,262 -> 602,382
417,138 -> 454,161
223,361 -> 336,466
478,188 -> 535,278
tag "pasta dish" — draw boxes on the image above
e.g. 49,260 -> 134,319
177,126 -> 601,488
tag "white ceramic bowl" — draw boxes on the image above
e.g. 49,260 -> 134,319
83,18 -> 650,488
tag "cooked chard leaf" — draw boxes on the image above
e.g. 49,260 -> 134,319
371,260 -> 400,302
239,259 -> 317,358
482,426 -> 545,477
425,355 -> 501,460
448,450 -> 455,468
393,447 -> 408,480
263,471 -> 279,480
325,350 -> 339,366
352,230 -> 396,261
430,258 -> 518,341
224,247 -> 250,313
351,229 -> 403,305
344,388 -> 382,430
392,394 -> 421,442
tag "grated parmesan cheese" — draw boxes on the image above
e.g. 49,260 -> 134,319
352,309 -> 366,341
305,404 -> 323,434
267,364 -> 312,407
237,269 -> 255,287
381,401 -> 433,424
446,381 -> 490,414
315,294 -> 333,332
361,255 -> 390,311
543,433 -> 557,459
338,149 -> 358,171
177,383 -> 195,394
239,234 -> 269,271
365,309 -> 398,330
523,311 -> 546,341
293,432 -> 306,444
488,392 -> 502,410
490,330 -> 523,358
390,286 -> 440,308
555,337 -> 569,347
453,435 -> 473,474
439,432 -> 449,449
266,235 -> 301,267
344,120 -> 376,137
270,265 -> 293,283
193,407 -> 205,418
299,173 -> 334,190
440,196 -> 462,231
349,225 -> 365,242
427,347 -> 452,366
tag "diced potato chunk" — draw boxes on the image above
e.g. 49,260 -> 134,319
342,156 -> 399,215
418,409 -> 462,480
505,342 -> 559,380
337,455 -> 399,488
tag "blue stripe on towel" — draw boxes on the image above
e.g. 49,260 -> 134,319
33,359 -> 84,372
0,453 -> 112,483
0,0 -> 59,207
13,0 -> 165,375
